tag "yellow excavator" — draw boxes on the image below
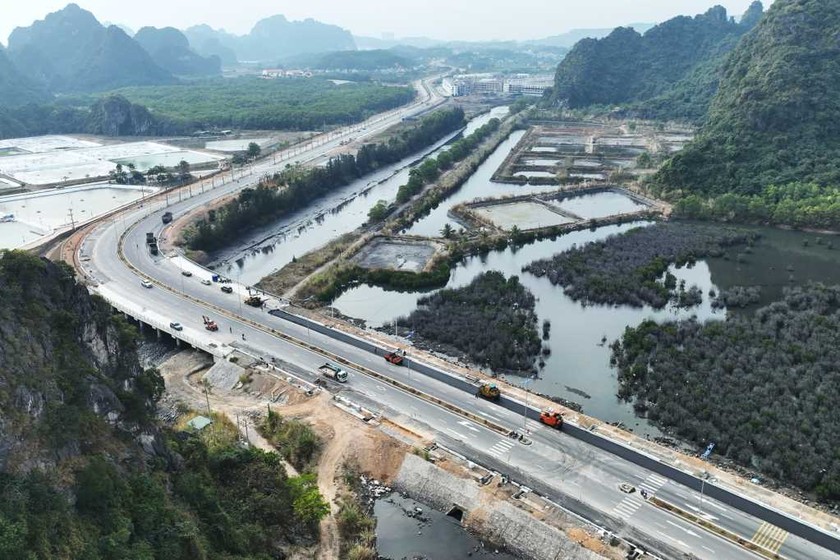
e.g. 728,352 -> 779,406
477,383 -> 501,402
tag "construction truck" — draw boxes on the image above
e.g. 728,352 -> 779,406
477,383 -> 501,401
162,211 -> 173,224
539,409 -> 563,429
202,316 -> 219,331
384,350 -> 404,365
146,232 -> 159,255
318,363 -> 348,383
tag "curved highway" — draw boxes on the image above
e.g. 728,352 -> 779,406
73,78 -> 839,560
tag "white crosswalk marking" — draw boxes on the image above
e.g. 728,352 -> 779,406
487,439 -> 515,458
611,473 -> 669,521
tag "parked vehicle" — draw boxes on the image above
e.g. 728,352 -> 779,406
169,322 -> 183,331
200,279 -> 212,286
181,270 -> 193,277
221,286 -> 233,294
244,295 -> 263,307
318,362 -> 348,383
202,316 -> 218,331
162,211 -> 173,224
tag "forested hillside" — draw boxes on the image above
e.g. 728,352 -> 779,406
656,0 -> 840,199
0,251 -> 323,558
6,4 -> 174,92
0,46 -> 50,107
546,3 -> 763,122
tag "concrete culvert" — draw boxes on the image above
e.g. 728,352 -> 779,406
446,505 -> 465,522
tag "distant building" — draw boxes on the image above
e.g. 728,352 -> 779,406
442,73 -> 553,97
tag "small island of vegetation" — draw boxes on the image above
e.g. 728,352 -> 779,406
395,271 -> 542,375
523,223 -> 758,308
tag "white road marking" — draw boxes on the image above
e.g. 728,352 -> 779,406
685,504 -> 718,521
666,520 -> 701,538
457,420 -> 481,433
444,428 -> 468,439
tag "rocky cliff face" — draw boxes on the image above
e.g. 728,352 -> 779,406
86,95 -> 159,136
0,251 -> 162,472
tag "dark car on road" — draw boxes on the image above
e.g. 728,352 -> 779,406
221,286 -> 233,294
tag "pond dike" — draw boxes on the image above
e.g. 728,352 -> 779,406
393,454 -> 603,560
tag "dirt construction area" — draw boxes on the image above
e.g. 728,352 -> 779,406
157,350 -> 412,560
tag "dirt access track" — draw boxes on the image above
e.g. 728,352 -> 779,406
157,349 -> 618,560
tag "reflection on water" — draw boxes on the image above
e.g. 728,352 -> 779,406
550,190 -> 648,219
336,222 -> 725,433
212,109 -> 508,285
375,494 -> 517,560
337,222 -> 840,430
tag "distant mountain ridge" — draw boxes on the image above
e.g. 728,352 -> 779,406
134,26 -> 221,76
184,15 -> 356,64
546,3 -> 763,121
6,3 -> 174,93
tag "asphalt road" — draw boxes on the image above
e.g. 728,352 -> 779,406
76,80 -> 839,560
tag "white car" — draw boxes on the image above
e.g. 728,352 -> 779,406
141,279 -> 153,289
200,279 -> 212,286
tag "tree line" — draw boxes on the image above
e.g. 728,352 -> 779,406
188,107 -> 466,252
611,284 -> 840,500
671,183 -> 840,231
395,117 -> 501,203
523,223 -> 758,308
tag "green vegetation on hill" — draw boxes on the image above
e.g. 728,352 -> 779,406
0,251 -> 326,558
656,0 -> 840,199
546,4 -> 762,122
673,183 -> 840,230
103,78 -> 415,131
187,107 -> 465,251
612,285 -> 840,499
523,223 -> 758,308
397,271 -> 543,374
0,94 -> 181,141
0,46 -> 50,107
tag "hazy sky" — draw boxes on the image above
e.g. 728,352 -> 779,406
1,1 -> 766,44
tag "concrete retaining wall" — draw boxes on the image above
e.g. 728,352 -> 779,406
394,454 -> 602,560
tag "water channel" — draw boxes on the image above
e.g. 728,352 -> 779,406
207,108 -> 840,435
210,107 -> 510,285
375,493 -> 517,560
